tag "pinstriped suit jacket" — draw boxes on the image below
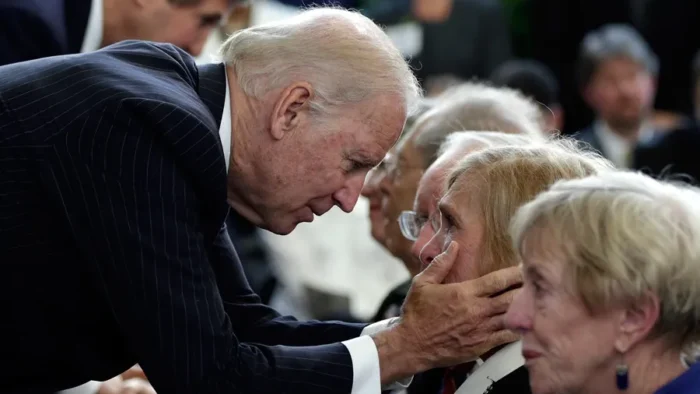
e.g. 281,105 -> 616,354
0,40 -> 364,394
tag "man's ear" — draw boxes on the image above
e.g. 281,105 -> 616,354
614,291 -> 660,354
269,82 -> 313,141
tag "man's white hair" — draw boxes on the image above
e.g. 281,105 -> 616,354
219,7 -> 421,117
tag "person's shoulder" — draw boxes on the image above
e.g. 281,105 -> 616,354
96,40 -> 198,81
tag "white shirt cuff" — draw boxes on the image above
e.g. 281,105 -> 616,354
341,318 -> 412,393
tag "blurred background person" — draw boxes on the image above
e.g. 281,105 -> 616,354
362,0 -> 512,87
528,0 -> 638,134
573,24 -> 658,168
491,59 -> 563,133
507,171 -> 700,394
417,141 -> 612,394
0,0 -> 233,66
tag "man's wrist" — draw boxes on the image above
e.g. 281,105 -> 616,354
372,324 -> 427,384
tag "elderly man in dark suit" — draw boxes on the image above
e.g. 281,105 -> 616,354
0,0 -> 231,66
0,8 -> 521,394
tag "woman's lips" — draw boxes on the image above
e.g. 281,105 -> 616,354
522,349 -> 542,361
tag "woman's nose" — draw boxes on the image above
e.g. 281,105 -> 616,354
504,287 -> 533,333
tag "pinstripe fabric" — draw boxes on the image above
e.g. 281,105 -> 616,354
0,40 -> 364,394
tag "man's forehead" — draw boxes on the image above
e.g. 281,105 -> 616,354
414,158 -> 452,212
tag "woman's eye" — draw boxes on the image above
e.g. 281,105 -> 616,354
533,281 -> 546,296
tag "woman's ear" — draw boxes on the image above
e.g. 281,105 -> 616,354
614,291 -> 660,353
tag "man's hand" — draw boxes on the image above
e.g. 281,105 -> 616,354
373,242 -> 522,384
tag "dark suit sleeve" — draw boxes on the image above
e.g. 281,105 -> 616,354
42,110 -> 357,393
0,7 -> 62,66
210,224 -> 368,346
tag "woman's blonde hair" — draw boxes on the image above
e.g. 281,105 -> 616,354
510,171 -> 700,349
446,138 -> 614,275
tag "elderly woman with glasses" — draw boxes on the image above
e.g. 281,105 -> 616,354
363,83 -> 545,325
505,171 -> 700,394
419,140 -> 613,394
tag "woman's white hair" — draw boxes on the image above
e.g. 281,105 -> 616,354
437,131 -> 542,159
511,171 -> 700,349
219,7 -> 421,118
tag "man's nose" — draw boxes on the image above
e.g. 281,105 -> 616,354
334,176 -> 364,212
411,226 -> 432,263
419,241 -> 439,269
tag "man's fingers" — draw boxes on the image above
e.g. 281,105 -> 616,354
484,288 -> 519,316
471,266 -> 522,297
417,241 -> 458,284
481,314 -> 507,332
483,329 -> 520,351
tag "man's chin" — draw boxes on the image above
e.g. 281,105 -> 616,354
265,218 -> 311,235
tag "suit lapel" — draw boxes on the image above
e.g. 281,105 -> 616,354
63,0 -> 92,53
193,62 -> 230,244
197,62 -> 227,129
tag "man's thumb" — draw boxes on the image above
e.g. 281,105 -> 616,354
420,241 -> 458,284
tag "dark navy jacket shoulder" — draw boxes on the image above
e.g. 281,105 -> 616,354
655,362 -> 700,394
0,40 -> 363,394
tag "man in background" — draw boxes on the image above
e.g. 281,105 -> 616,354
574,24 -> 658,168
362,0 -> 512,84
0,0 -> 232,65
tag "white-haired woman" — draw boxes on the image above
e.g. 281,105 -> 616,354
419,140 -> 613,394
506,171 -> 700,394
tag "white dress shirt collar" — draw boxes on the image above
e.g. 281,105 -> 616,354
594,120 -> 654,169
219,70 -> 232,172
455,341 -> 525,394
81,0 -> 104,53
